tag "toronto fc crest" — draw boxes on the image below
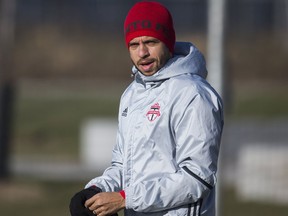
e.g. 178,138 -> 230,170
146,103 -> 161,122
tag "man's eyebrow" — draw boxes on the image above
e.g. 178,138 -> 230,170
129,38 -> 159,46
129,41 -> 139,45
143,38 -> 160,43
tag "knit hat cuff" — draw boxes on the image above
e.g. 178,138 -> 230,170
125,29 -> 174,53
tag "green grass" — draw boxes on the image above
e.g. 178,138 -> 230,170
232,94 -> 288,118
12,80 -> 288,159
13,96 -> 119,159
229,81 -> 288,118
0,178 -> 123,216
0,179 -> 86,216
221,188 -> 288,216
1,179 -> 288,216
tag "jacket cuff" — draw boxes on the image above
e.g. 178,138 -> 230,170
119,190 -> 126,199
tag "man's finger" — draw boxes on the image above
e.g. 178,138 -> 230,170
84,195 -> 98,208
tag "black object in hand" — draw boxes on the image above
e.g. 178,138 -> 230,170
70,186 -> 101,216
69,186 -> 118,216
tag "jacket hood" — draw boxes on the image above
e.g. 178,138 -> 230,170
132,42 -> 207,84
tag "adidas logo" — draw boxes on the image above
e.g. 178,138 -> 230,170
122,107 -> 128,117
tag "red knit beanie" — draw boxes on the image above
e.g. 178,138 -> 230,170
124,1 -> 176,53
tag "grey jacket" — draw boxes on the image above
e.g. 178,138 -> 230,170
86,42 -> 224,216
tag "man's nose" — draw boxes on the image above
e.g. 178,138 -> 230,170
138,43 -> 149,58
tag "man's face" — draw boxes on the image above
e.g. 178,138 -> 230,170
128,36 -> 172,76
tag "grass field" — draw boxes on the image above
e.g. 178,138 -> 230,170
1,178 -> 288,216
1,78 -> 287,216
12,79 -> 288,159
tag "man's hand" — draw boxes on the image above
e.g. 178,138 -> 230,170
70,186 -> 102,216
85,192 -> 125,216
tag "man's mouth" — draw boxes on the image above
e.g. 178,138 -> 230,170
139,60 -> 154,71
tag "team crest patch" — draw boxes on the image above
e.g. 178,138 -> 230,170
146,103 -> 161,122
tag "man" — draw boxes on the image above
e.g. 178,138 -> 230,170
70,1 -> 224,216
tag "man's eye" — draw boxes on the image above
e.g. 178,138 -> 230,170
129,43 -> 138,49
146,40 -> 158,46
